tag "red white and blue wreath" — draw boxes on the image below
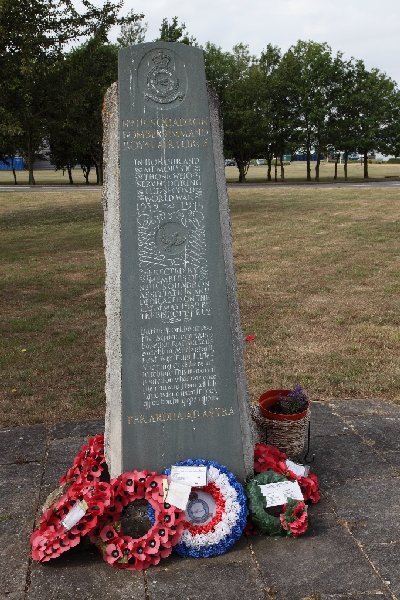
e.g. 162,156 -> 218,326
149,459 -> 248,558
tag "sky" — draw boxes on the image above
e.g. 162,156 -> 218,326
108,0 -> 400,85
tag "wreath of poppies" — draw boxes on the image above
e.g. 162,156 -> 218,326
245,470 -> 308,537
31,480 -> 112,562
90,470 -> 185,570
149,459 -> 248,558
254,443 -> 320,504
59,433 -> 106,487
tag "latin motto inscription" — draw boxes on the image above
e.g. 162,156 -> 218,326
141,325 -> 218,411
127,406 -> 235,425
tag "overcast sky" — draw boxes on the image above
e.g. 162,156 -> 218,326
110,0 -> 400,84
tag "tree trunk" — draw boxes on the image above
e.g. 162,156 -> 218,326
306,136 -> 311,182
344,151 -> 348,181
27,135 -> 36,185
97,158 -> 104,186
237,162 -> 246,183
12,161 -> 17,184
315,153 -> 321,182
267,157 -> 272,181
334,155 -> 338,180
274,156 -> 278,182
280,154 -> 284,180
82,164 -> 91,184
363,150 -> 369,179
67,165 -> 73,185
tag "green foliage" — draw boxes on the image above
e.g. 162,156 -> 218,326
117,10 -> 147,47
47,37 -> 118,184
204,43 -> 261,182
156,16 -> 197,45
0,0 -> 136,183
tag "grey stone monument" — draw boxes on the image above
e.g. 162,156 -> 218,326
103,42 -> 253,480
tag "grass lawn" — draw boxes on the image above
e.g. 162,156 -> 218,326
1,187 -> 399,427
226,161 -> 400,183
1,160 -> 400,186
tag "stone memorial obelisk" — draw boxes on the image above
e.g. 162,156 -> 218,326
103,42 -> 253,480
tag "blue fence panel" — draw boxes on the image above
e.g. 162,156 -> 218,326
0,157 -> 24,170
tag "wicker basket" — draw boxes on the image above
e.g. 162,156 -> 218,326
250,403 -> 311,459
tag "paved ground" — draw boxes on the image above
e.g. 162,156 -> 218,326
1,398 -> 399,600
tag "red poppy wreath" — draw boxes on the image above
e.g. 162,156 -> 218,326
90,470 -> 185,570
31,480 -> 112,562
59,433 -> 106,487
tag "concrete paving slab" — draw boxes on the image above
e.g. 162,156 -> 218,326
0,425 -> 47,465
147,539 -> 266,600
50,420 -> 103,440
310,432 -> 392,485
342,415 -> 400,453
27,542 -> 146,600
0,463 -> 42,516
328,398 -> 400,416
329,477 -> 400,544
364,542 -> 400,598
309,401 -> 349,437
251,514 -> 387,599
0,519 -> 31,597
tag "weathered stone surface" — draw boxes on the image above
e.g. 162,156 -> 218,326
50,419 -> 103,440
311,432 -> 393,485
0,424 -> 46,465
251,514 -> 385,598
0,463 -> 42,516
0,519 -> 31,596
27,544 -> 146,600
104,43 -> 253,479
0,464 -> 42,595
342,414 -> 400,452
310,401 -> 350,437
365,543 -> 400,598
147,540 -> 266,600
328,477 -> 400,543
328,398 -> 400,416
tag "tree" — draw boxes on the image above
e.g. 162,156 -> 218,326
117,10 -> 147,46
47,36 -> 118,185
0,0 -> 139,184
0,108 -> 22,184
351,63 -> 398,178
278,41 -> 339,181
156,17 -> 197,45
205,43 -> 262,182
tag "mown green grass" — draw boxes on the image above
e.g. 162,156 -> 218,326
226,161 -> 400,183
1,160 -> 400,185
0,187 -> 399,427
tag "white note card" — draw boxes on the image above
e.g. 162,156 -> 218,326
170,465 -> 208,487
285,459 -> 310,478
259,481 -> 304,507
61,500 -> 88,530
165,480 -> 192,510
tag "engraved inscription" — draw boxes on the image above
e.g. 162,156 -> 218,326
127,406 -> 235,425
122,116 -> 209,151
141,325 -> 218,411
138,47 -> 188,111
146,51 -> 184,104
155,221 -> 187,256
135,156 -> 211,323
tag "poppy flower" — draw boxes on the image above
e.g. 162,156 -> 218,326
244,335 -> 257,342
